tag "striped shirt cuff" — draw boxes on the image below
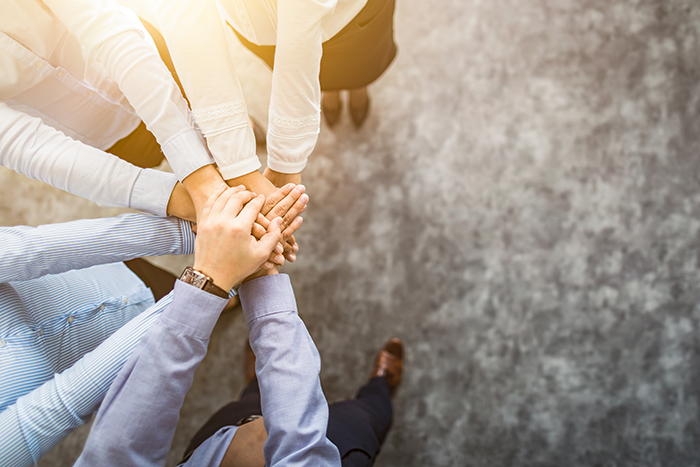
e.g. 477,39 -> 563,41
177,219 -> 196,255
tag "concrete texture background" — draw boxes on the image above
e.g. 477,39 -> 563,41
2,0 -> 700,465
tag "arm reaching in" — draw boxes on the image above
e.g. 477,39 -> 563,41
76,184 -> 282,466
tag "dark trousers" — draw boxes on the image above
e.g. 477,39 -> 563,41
124,258 -> 177,302
183,377 -> 393,466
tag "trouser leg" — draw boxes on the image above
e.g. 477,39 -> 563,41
327,377 -> 394,467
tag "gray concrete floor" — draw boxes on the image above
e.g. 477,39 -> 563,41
3,0 -> 700,465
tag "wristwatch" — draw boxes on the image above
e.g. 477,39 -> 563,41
178,267 -> 230,299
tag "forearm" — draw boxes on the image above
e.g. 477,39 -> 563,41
151,0 -> 260,180
0,104 -> 176,215
77,282 -> 227,467
240,274 -> 341,466
44,0 -> 213,180
265,0 -> 335,174
0,213 -> 194,282
0,292 -> 173,466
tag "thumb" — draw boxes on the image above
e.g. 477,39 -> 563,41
258,217 -> 283,254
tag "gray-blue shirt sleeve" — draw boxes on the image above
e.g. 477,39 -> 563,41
240,273 -> 341,467
74,279 -> 227,467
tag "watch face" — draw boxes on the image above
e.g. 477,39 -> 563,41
183,268 -> 208,289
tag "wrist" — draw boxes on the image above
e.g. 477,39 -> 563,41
179,266 -> 230,299
182,164 -> 225,205
192,261 -> 238,293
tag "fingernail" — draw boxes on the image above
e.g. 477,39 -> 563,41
300,194 -> 309,203
275,255 -> 285,263
237,184 -> 245,190
293,245 -> 299,252
275,244 -> 283,254
289,253 -> 296,261
295,185 -> 305,194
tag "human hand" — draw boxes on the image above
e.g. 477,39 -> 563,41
263,167 -> 301,188
226,170 -> 277,198
166,182 -> 197,222
253,183 -> 307,262
192,184 -> 283,291
181,164 -> 226,220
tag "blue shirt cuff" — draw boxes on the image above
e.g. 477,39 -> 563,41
239,274 -> 296,325
163,280 -> 228,339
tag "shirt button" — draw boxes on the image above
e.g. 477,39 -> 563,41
87,91 -> 94,97
99,304 -> 105,311
35,62 -> 44,69
67,316 -> 74,324
38,328 -> 44,337
0,339 -> 6,348
123,297 -> 128,305
56,70 -> 64,77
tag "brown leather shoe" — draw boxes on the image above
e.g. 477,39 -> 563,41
370,338 -> 403,393
244,340 -> 256,385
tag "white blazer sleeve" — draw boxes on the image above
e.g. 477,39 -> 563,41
0,103 -> 177,216
41,0 -> 214,181
265,0 -> 338,175
151,0 -> 260,180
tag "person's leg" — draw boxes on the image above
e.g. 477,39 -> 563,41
123,258 -> 177,302
322,90 -> 343,127
327,377 -> 393,466
327,338 -> 403,466
348,87 -> 370,128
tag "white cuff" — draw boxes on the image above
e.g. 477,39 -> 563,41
161,128 -> 215,181
217,156 -> 263,181
265,111 -> 320,174
129,169 -> 178,217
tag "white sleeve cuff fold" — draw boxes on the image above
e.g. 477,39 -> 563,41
161,128 -> 215,181
130,169 -> 179,217
217,156 -> 263,181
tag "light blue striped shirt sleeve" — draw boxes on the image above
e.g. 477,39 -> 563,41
0,291 -> 175,467
0,213 -> 195,283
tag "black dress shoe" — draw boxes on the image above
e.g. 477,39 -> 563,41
349,94 -> 371,128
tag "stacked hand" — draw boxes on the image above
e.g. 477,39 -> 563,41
192,184 -> 285,292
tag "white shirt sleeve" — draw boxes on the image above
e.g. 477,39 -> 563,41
266,0 -> 337,175
0,103 -> 176,216
151,0 -> 260,180
42,0 -> 214,181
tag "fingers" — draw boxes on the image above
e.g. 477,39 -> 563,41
258,217 -> 284,256
220,188 -> 257,218
266,185 -> 307,223
199,183 -> 228,221
209,184 -> 246,218
237,194 -> 266,229
282,216 -> 304,241
251,221 -> 267,240
261,183 -> 296,216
